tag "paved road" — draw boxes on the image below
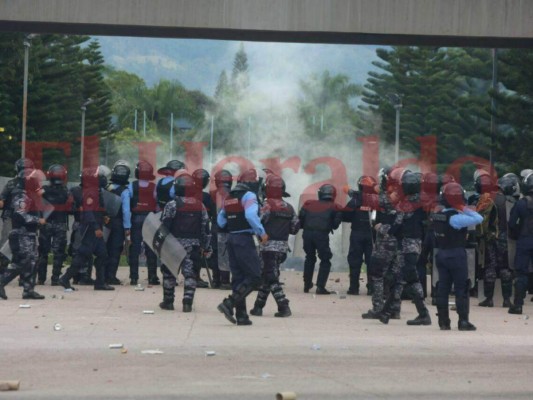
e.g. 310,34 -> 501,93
1,269 -> 532,399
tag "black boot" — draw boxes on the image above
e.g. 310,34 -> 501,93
217,296 -> 236,324
407,299 -> 432,325
235,299 -> 252,326
502,298 -> 512,308
315,286 -> 331,295
458,319 -> 477,331
182,300 -> 192,313
479,281 -> 495,307
362,309 -> 380,319
159,301 -> 174,311
508,303 -> 522,314
303,282 -> 313,293
0,284 -> 7,300
478,297 -> 494,307
22,290 -> 45,300
437,308 -> 451,330
274,304 -> 292,318
250,305 -> 263,316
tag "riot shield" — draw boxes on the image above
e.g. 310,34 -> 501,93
102,190 -> 122,218
142,212 -> 187,279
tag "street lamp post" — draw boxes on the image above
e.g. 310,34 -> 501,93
80,98 -> 94,172
387,93 -> 403,164
21,38 -> 31,158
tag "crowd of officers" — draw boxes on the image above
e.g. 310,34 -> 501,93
1,157 -> 532,331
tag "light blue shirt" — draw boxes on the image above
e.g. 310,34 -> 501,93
217,191 -> 266,236
444,207 -> 483,230
109,183 -> 132,229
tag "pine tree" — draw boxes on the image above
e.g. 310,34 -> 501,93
231,43 -> 249,98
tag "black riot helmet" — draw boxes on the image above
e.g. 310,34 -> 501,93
265,175 -> 289,199
401,170 -> 421,196
318,184 -> 337,201
440,182 -> 467,209
15,158 -> 34,173
192,168 -> 210,189
174,173 -> 195,197
214,169 -> 232,189
498,173 -> 520,197
110,164 -> 131,185
157,160 -> 186,176
357,175 -> 377,194
47,164 -> 67,185
521,172 -> 533,195
15,158 -> 35,178
135,160 -> 155,181
237,168 -> 262,194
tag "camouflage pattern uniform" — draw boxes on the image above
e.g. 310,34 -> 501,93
252,198 -> 300,313
365,191 -> 398,315
0,190 -> 42,298
160,196 -> 210,306
0,177 -> 23,274
380,194 -> 428,320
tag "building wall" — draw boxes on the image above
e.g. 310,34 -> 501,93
1,0 -> 532,45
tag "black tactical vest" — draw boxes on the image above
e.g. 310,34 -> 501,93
303,200 -> 334,232
170,197 -> 203,239
519,196 -> 533,237
156,178 -> 174,209
225,190 -> 251,232
432,209 -> 468,249
43,184 -> 69,223
400,207 -> 425,239
264,199 -> 294,241
494,192 -> 508,233
131,181 -> 157,214
109,184 -> 127,219
70,185 -> 83,222
349,193 -> 372,233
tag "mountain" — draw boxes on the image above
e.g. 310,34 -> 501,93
95,36 -> 381,96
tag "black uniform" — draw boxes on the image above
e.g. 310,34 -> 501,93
299,199 -> 342,293
343,191 -> 374,295
128,180 -> 159,284
37,183 -> 70,284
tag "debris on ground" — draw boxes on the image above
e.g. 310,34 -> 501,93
0,381 -> 20,391
141,349 -> 164,355
109,344 -> 124,349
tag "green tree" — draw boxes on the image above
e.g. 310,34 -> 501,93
297,71 -> 362,141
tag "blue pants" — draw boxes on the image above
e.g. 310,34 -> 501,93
512,237 -> 533,306
226,233 -> 261,300
128,214 -> 157,280
106,218 -> 125,281
63,226 -> 108,287
436,247 -> 469,318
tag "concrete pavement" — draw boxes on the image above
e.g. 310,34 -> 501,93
1,269 -> 532,399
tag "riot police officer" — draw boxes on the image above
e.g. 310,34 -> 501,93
59,168 -> 114,291
217,169 -> 268,325
299,184 -> 342,294
508,172 -> 533,314
362,167 -> 399,319
105,162 -> 132,284
159,174 -> 210,312
37,164 -> 71,285
379,170 -> 431,326
250,175 -> 299,317
433,182 -> 482,330
0,158 -> 35,274
342,175 -> 377,295
0,171 -> 46,300
210,169 -> 233,288
127,161 -> 159,285
191,168 -> 216,288
156,160 -> 186,210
